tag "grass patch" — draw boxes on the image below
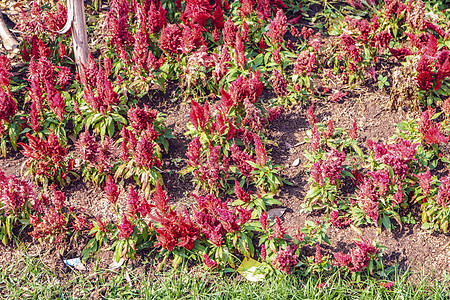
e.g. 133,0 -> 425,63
1,254 -> 450,299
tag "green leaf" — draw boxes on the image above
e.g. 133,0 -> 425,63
382,214 -> 391,231
305,187 -> 321,200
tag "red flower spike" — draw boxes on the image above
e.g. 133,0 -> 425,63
126,186 -> 140,219
203,254 -> 218,269
314,243 -> 323,264
190,99 -> 210,130
266,10 -> 287,47
436,175 -> 450,207
0,88 -> 17,122
260,211 -> 268,231
272,246 -> 297,274
235,179 -> 251,203
105,175 -> 120,205
187,136 -> 201,166
253,135 -> 267,166
272,216 -> 286,239
260,243 -> 267,261
349,119 -> 358,140
272,69 -> 287,98
415,167 -> 431,196
153,180 -> 170,214
307,103 -> 317,127
117,216 -> 134,240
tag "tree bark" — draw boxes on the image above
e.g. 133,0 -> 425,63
71,0 -> 89,69
0,9 -> 19,52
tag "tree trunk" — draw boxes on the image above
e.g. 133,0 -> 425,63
0,9 -> 19,52
71,0 -> 89,69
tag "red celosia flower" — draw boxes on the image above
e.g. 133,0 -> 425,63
415,55 -> 434,91
389,47 -> 413,60
310,125 -> 321,152
96,136 -> 115,173
30,206 -> 67,242
307,103 -> 317,127
134,134 -> 156,169
417,108 -> 449,145
58,40 -> 66,60
415,167 -> 431,196
328,90 -> 347,102
266,10 -> 287,46
349,119 -> 358,140
147,1 -> 166,35
333,238 -> 379,272
436,175 -> 450,207
406,0 -> 426,31
256,0 -> 271,20
187,136 -> 202,166
392,185 -> 404,206
321,150 -> 346,184
272,216 -> 286,239
56,66 -> 71,87
356,178 -> 379,224
0,169 -> 36,215
126,186 -> 140,219
235,179 -> 251,203
372,30 -> 393,50
203,254 -> 218,269
212,1 -> 224,29
117,216 -> 134,239
271,69 -> 288,98
0,55 -> 11,86
105,175 -> 120,205
254,135 -> 267,166
260,243 -> 267,261
271,46 -> 281,64
45,81 -> 65,122
223,18 -> 237,48
213,46 -> 231,83
384,0 -> 406,19
94,215 -> 108,233
323,119 -> 334,140
190,100 -> 210,130
73,214 -> 91,232
235,31 -> 246,69
230,141 -> 255,177
239,0 -> 254,18
128,105 -> 158,133
425,19 -> 445,37
314,243 -> 323,264
237,206 -> 251,225
267,106 -> 283,122
330,210 -> 352,228
158,24 -> 182,54
294,50 -> 316,75
20,132 -> 68,179
105,0 -> 134,48
379,282 -> 394,289
153,180 -> 170,215
310,161 -> 324,186
368,168 -> 391,195
182,0 -> 212,27
260,211 -> 268,231
76,130 -> 99,163
50,184 -> 65,211
132,9 -> 149,73
0,88 -> 16,122
272,246 -> 298,274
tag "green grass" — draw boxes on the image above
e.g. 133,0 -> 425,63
1,254 -> 449,299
